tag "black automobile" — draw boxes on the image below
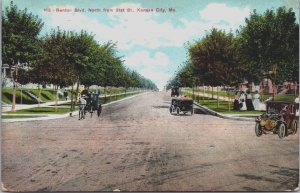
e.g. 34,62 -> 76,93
170,97 -> 194,115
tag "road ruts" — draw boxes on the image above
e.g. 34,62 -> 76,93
1,91 -> 299,191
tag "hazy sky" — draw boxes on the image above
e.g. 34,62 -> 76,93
3,0 -> 299,89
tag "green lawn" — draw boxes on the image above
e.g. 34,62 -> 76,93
184,88 -> 235,98
193,96 -> 262,114
4,92 -> 140,115
184,88 -> 297,102
2,88 -> 38,104
2,87 -> 139,105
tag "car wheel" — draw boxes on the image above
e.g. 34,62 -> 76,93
278,123 -> 286,139
191,108 -> 194,115
176,107 -> 180,115
255,122 -> 262,137
169,107 -> 172,114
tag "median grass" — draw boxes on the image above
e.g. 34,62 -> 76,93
5,107 -> 78,114
100,92 -> 140,104
2,115 -> 42,119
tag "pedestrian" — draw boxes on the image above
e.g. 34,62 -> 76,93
233,91 -> 240,110
253,91 -> 261,110
295,95 -> 299,115
63,89 -> 68,101
245,90 -> 254,111
240,91 -> 247,111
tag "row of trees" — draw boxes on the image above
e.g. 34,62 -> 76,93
2,2 -> 157,110
167,6 -> 299,89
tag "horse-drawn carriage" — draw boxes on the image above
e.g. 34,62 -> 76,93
255,101 -> 298,139
78,92 -> 102,120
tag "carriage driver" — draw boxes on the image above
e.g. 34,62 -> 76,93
81,88 -> 92,104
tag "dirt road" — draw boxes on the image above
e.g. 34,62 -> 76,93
2,91 -> 299,191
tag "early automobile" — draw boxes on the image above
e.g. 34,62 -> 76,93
171,86 -> 179,97
170,97 -> 194,115
255,101 -> 298,139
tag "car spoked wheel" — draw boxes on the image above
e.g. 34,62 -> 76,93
255,123 -> 262,137
278,123 -> 286,139
176,107 -> 180,115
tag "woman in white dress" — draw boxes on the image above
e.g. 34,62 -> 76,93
253,91 -> 261,110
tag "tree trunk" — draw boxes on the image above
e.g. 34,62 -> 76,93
75,79 -> 80,107
217,86 -> 219,109
11,69 -> 17,112
228,88 -> 231,112
203,84 -> 205,102
38,84 -> 42,107
70,84 -> 74,112
55,85 -> 58,112
104,86 -> 107,103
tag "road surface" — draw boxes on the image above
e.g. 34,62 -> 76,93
2,91 -> 299,191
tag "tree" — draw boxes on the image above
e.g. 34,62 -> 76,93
238,7 -> 299,84
189,28 -> 244,87
2,1 -> 44,111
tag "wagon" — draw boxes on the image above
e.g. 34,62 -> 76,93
170,97 -> 193,115
255,101 -> 298,139
78,92 -> 102,120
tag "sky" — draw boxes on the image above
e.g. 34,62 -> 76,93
3,0 -> 299,90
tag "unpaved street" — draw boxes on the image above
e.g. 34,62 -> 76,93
2,91 -> 299,191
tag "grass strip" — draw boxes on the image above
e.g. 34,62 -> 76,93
5,107 -> 78,114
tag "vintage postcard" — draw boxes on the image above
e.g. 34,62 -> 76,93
1,0 -> 299,191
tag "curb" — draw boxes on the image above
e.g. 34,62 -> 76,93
2,92 -> 147,123
193,101 -> 255,122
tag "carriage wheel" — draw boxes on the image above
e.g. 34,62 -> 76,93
278,123 -> 286,139
90,106 -> 93,118
82,109 -> 86,119
292,120 -> 298,134
176,107 -> 180,115
255,122 -> 262,137
97,105 -> 102,117
78,109 -> 82,120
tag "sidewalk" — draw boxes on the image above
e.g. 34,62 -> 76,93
2,92 -> 146,122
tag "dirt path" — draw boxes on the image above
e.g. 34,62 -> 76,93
2,91 -> 298,191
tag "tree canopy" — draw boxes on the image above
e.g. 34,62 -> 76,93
2,2 -> 157,91
168,6 -> 299,89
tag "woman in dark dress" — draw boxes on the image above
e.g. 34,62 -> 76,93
245,90 -> 255,111
233,91 -> 240,110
